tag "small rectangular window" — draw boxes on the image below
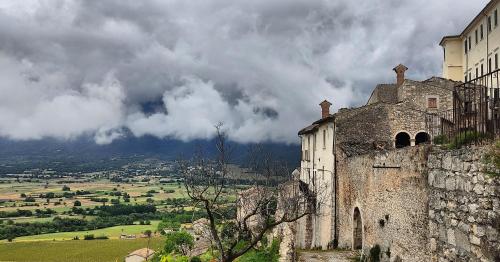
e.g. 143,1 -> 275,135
475,29 -> 478,44
465,75 -> 468,82
469,72 -> 472,80
495,10 -> 498,27
469,36 -> 472,50
428,98 -> 437,109
464,40 -> 468,54
481,24 -> 484,39
476,68 -> 479,78
496,54 -> 499,69
488,16 -> 492,32
481,64 -> 484,76
489,58 -> 492,73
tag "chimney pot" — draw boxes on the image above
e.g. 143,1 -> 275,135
319,100 -> 332,119
393,64 -> 408,86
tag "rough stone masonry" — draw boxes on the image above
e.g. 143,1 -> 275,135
428,146 -> 500,262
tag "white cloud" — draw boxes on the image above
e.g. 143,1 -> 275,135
0,0 -> 489,144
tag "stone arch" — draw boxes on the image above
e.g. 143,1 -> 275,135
415,131 -> 431,145
353,207 -> 363,250
395,132 -> 411,148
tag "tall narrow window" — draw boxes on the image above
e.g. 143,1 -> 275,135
469,72 -> 472,80
475,29 -> 478,44
495,9 -> 498,27
488,16 -> 492,32
307,136 -> 310,160
464,40 -> 468,54
469,36 -> 472,50
476,68 -> 479,78
481,64 -> 484,76
322,130 -> 326,149
481,24 -> 484,39
489,58 -> 492,73
496,54 -> 499,70
465,75 -> 468,82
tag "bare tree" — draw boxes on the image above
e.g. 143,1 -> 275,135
179,123 -> 317,262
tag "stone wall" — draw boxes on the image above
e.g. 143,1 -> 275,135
427,146 -> 500,262
398,77 -> 455,113
336,146 -> 431,262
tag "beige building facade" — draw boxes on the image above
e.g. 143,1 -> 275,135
441,0 -> 500,82
296,101 -> 336,250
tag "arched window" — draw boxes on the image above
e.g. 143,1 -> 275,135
353,207 -> 363,250
395,132 -> 411,148
415,132 -> 431,145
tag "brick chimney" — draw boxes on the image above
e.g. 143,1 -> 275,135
393,64 -> 408,86
319,100 -> 332,119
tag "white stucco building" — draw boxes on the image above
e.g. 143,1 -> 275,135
296,100 -> 336,250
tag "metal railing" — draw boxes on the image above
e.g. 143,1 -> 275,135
432,69 -> 500,146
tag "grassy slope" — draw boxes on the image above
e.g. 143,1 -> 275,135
0,238 -> 164,262
8,221 -> 160,242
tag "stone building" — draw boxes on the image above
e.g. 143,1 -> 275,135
440,0 -> 500,82
295,65 -> 459,256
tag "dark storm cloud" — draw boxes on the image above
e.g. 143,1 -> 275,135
0,0 -> 489,144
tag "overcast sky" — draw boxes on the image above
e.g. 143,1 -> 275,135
0,0 -> 489,144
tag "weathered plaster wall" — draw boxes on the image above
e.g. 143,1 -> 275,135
336,146 -> 431,262
428,147 -> 500,262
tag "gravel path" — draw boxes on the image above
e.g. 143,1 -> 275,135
298,250 -> 359,262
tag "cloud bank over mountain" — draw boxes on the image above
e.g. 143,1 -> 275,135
0,0 -> 487,144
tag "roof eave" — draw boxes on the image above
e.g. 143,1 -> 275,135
439,35 -> 461,46
459,0 -> 500,37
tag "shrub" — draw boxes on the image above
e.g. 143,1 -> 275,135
164,231 -> 194,256
190,257 -> 202,262
73,200 -> 82,207
83,234 -> 95,240
369,245 -> 381,262
24,197 -> 36,202
483,140 -> 500,177
238,239 -> 280,262
447,131 -> 489,149
62,185 -> 71,191
433,135 -> 448,145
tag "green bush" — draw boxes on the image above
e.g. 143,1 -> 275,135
83,234 -> 94,240
164,230 -> 194,256
369,245 -> 381,262
433,135 -> 449,145
447,131 -> 488,149
190,257 -> 202,262
238,239 -> 280,262
483,140 -> 500,177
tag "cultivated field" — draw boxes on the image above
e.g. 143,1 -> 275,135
7,221 -> 160,242
0,238 -> 165,262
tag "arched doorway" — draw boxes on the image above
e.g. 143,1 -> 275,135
415,132 -> 430,145
395,132 -> 411,148
353,207 -> 363,250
